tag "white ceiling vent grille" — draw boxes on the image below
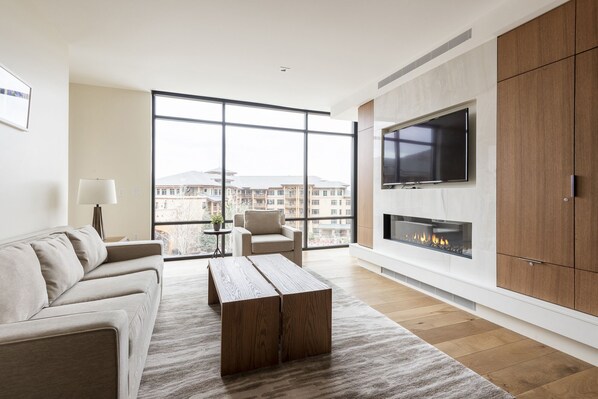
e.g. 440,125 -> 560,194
378,28 -> 472,89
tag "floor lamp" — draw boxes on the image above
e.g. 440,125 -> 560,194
77,178 -> 117,240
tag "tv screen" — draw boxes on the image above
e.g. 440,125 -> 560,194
382,108 -> 468,185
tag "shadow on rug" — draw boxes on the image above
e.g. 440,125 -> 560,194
138,270 -> 512,399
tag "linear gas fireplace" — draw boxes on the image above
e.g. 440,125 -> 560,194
383,214 -> 472,258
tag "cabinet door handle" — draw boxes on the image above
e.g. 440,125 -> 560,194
571,175 -> 576,198
517,257 -> 543,266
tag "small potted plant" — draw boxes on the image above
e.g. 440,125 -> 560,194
211,213 -> 224,231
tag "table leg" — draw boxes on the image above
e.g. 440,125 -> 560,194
281,289 -> 332,362
208,267 -> 219,305
212,234 -> 222,258
221,296 -> 280,375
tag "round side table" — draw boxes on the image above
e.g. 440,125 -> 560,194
204,228 -> 232,258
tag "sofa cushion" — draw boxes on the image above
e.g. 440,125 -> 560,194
244,210 -> 282,235
31,234 -> 84,304
251,234 -> 294,254
82,255 -> 163,283
31,291 -> 157,356
66,225 -> 107,274
51,270 -> 158,306
0,244 -> 49,323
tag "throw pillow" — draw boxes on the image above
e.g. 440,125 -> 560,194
31,234 -> 84,304
244,210 -> 282,235
0,243 -> 49,323
66,225 -> 108,273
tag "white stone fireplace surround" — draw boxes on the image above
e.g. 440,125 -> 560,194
349,39 -> 598,365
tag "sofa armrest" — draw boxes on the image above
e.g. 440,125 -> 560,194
232,227 -> 252,257
282,225 -> 303,266
106,240 -> 163,262
0,311 -> 129,398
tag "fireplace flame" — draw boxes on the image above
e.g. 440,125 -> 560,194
405,233 -> 450,248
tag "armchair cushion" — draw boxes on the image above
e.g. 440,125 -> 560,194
244,210 -> 282,235
66,225 -> 108,273
0,244 -> 48,324
31,234 -> 84,304
251,234 -> 294,254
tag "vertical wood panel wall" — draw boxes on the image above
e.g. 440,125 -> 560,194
357,101 -> 374,248
497,0 -> 598,316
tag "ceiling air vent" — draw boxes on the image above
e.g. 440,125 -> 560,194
378,28 -> 472,89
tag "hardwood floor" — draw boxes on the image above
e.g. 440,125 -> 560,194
302,248 -> 598,398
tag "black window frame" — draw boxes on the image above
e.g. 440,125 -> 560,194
151,90 -> 357,260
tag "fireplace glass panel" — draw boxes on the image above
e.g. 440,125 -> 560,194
383,214 -> 472,258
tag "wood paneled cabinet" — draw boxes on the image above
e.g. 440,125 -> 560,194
497,58 -> 575,268
497,255 -> 574,308
497,1 -> 575,81
357,101 -> 374,248
497,0 -> 598,316
576,0 -> 598,53
575,47 -> 598,274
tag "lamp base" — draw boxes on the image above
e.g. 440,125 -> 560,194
92,205 -> 105,240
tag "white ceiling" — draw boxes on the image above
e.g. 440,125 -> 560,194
30,0 -> 563,116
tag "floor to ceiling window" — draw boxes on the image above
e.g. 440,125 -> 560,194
152,91 -> 356,259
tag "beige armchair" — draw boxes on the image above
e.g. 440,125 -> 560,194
232,210 -> 302,266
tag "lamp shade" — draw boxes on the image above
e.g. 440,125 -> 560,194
77,179 -> 117,205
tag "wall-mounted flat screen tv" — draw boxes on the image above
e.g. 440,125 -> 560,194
382,108 -> 469,186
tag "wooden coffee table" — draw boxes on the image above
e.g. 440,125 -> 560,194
208,257 -> 280,376
208,254 -> 332,375
250,254 -> 332,362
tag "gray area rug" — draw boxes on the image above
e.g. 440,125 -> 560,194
138,269 -> 512,399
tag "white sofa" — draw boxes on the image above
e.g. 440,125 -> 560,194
0,225 -> 163,398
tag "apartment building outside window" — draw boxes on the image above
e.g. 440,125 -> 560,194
152,92 -> 356,259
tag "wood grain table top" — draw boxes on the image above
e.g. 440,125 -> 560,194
249,254 -> 330,295
208,257 -> 278,304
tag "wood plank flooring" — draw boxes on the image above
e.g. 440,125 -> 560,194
302,248 -> 598,398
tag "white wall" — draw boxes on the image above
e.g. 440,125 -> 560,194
350,39 -> 598,365
373,40 -> 497,286
69,84 -> 151,240
0,1 -> 69,240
